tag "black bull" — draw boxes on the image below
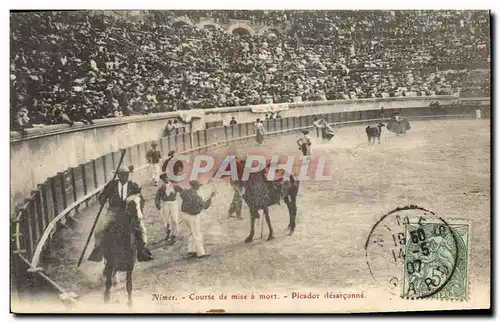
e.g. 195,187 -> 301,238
365,123 -> 385,145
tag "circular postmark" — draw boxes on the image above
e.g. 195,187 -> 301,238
365,205 -> 459,299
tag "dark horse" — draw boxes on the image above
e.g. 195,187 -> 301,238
102,194 -> 144,307
238,167 -> 300,243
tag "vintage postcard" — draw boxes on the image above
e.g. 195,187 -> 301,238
10,9 -> 491,314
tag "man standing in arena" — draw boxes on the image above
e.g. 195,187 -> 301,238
89,166 -> 153,263
313,117 -> 323,138
254,118 -> 266,145
146,142 -> 162,186
379,107 -> 386,119
155,173 -> 182,245
178,180 -> 217,258
297,130 -> 312,156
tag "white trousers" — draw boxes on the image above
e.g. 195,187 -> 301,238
161,201 -> 180,236
476,109 -> 482,119
182,212 -> 206,256
150,163 -> 160,183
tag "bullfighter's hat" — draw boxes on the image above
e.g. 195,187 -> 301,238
114,165 -> 134,174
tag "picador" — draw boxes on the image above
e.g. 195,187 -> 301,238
88,166 -> 154,262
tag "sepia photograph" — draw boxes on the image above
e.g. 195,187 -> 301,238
9,8 -> 491,314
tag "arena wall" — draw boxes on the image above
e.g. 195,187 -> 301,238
10,113 -> 187,206
10,96 -> 484,209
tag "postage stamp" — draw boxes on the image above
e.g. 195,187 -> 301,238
402,220 -> 470,300
365,205 -> 470,301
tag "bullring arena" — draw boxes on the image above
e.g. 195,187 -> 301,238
10,10 -> 491,313
13,117 -> 490,313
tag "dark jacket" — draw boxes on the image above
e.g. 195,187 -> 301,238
147,149 -> 162,164
179,188 -> 212,215
155,183 -> 182,208
99,180 -> 142,210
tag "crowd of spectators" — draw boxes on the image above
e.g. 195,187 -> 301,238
458,69 -> 490,97
10,10 -> 490,132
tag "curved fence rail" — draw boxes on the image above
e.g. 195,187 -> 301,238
10,103 -> 489,305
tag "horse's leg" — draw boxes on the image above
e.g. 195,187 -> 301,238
101,262 -> 107,283
126,268 -> 133,308
289,188 -> 298,235
245,210 -> 256,243
112,268 -> 119,286
104,263 -> 113,303
286,203 -> 292,230
284,197 -> 293,230
263,207 -> 273,241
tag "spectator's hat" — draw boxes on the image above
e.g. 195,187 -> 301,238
168,150 -> 175,156
301,130 -> 310,135
151,142 -> 158,148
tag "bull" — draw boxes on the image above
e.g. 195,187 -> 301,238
365,123 -> 385,145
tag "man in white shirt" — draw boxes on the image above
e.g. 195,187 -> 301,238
313,116 -> 324,138
146,142 -> 162,186
155,173 -> 182,245
254,118 -> 266,144
297,130 -> 312,156
89,166 -> 153,262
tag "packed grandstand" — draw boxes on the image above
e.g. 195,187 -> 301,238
10,10 -> 490,131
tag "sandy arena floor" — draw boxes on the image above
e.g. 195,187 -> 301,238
28,119 -> 490,313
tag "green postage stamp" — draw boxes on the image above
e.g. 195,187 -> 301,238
402,219 -> 470,300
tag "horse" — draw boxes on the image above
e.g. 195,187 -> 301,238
101,194 -> 144,307
238,167 -> 300,243
387,117 -> 411,135
321,121 -> 336,141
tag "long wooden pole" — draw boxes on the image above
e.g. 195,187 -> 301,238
76,149 -> 127,268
